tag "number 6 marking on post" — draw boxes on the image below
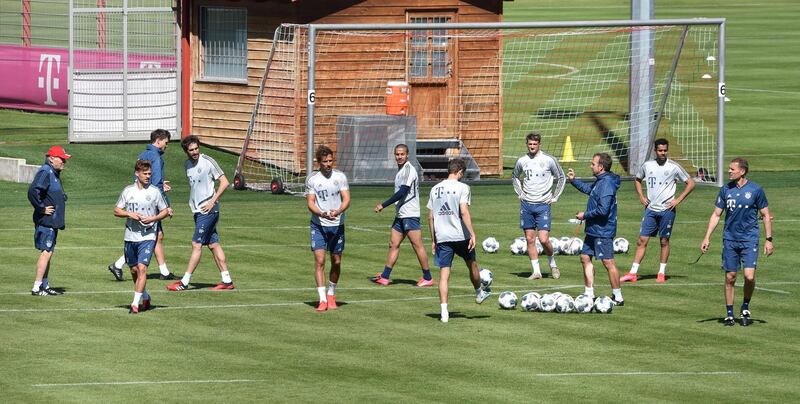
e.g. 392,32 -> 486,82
308,90 -> 316,105
718,82 -> 725,97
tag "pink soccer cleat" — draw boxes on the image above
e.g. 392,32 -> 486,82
327,295 -> 338,310
369,274 -> 391,286
316,300 -> 328,312
620,272 -> 638,283
211,282 -> 235,290
656,273 -> 667,283
167,281 -> 188,291
416,278 -> 435,287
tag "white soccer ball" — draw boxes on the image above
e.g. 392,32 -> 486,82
574,294 -> 594,314
613,237 -> 630,253
510,237 -> 528,255
534,238 -> 544,254
549,237 -> 561,255
481,237 -> 500,253
562,237 -> 583,255
520,292 -> 541,312
550,291 -> 564,301
479,268 -> 493,288
555,294 -> 575,313
559,236 -> 572,252
539,293 -> 557,312
594,296 -> 614,314
498,291 -> 518,310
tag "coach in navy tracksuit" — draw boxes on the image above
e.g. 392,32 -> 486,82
567,152 -> 625,305
27,145 -> 71,296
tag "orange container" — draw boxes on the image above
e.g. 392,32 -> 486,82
386,81 -> 410,116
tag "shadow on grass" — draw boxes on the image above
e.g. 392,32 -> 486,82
511,271 -> 557,279
697,317 -> 768,326
425,312 -> 490,321
303,300 -> 348,309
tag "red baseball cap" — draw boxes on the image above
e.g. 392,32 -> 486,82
47,145 -> 72,160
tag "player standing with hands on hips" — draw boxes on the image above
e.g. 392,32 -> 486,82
701,157 -> 773,326
307,146 -> 351,312
567,153 -> 624,305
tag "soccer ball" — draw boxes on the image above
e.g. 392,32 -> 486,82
555,294 -> 575,313
549,237 -> 561,255
594,296 -> 614,314
562,237 -> 583,255
520,292 -> 541,312
498,291 -> 518,309
574,294 -> 594,313
539,294 -> 557,312
534,238 -> 544,254
481,237 -> 500,253
479,268 -> 493,288
613,237 -> 630,253
510,237 -> 528,255
550,291 -> 564,301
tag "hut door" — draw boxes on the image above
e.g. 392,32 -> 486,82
407,13 -> 458,140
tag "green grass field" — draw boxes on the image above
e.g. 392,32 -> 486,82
2,0 -> 799,402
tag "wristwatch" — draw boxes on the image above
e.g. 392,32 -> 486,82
766,236 -> 773,242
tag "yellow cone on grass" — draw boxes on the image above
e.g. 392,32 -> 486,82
561,136 -> 576,162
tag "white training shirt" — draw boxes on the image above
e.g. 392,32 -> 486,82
116,184 -> 168,242
306,169 -> 349,227
185,154 -> 224,214
427,179 -> 471,243
394,161 -> 420,218
512,151 -> 566,203
636,159 -> 691,212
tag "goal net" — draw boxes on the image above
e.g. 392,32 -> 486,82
236,20 -> 724,192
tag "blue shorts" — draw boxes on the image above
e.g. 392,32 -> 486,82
310,222 -> 345,254
193,210 -> 220,246
581,235 -> 615,260
392,217 -> 421,233
639,208 -> 676,238
34,225 -> 58,252
434,240 -> 476,268
519,201 -> 551,231
722,240 -> 759,272
124,240 -> 156,267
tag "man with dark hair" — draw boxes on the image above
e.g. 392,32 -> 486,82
512,132 -> 566,280
371,144 -> 433,287
107,129 -> 175,281
114,160 -> 170,313
428,158 -> 491,323
306,145 -> 351,312
701,157 -> 773,326
621,138 -> 695,283
27,146 -> 72,296
167,136 -> 235,291
567,152 -> 624,305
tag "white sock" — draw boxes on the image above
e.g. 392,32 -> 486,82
584,287 -> 594,299
317,287 -> 327,302
548,255 -> 557,268
658,263 -> 667,274
33,281 -> 42,292
142,290 -> 150,300
41,278 -> 49,289
221,271 -> 232,284
630,262 -> 640,274
181,272 -> 192,286
440,303 -> 449,320
159,263 -> 170,276
531,259 -> 541,275
612,288 -> 623,301
327,281 -> 337,296
114,255 -> 126,270
132,292 -> 143,306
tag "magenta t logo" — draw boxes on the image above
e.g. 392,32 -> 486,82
38,54 -> 61,106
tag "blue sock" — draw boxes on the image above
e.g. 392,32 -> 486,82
422,269 -> 432,281
381,266 -> 393,279
726,305 -> 734,318
741,299 -> 750,311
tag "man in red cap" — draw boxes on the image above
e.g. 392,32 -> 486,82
27,145 -> 71,296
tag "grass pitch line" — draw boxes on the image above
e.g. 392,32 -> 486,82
535,371 -> 740,377
755,286 -> 790,294
32,379 -> 266,388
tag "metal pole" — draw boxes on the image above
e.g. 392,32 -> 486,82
68,0 -> 74,141
309,19 -> 725,32
175,6 -> 182,138
629,0 -> 654,176
122,0 -> 128,138
717,22 -> 726,187
306,25 -> 316,178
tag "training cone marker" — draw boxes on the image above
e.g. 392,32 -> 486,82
702,73 -> 712,79
706,55 -> 716,61
561,136 -> 576,162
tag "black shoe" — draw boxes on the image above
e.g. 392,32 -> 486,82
108,264 -> 124,281
612,298 -> 624,306
723,316 -> 735,326
31,289 -> 49,296
159,273 -> 176,280
740,310 -> 753,326
42,287 -> 62,295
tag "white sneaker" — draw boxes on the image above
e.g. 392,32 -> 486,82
475,288 -> 491,304
440,311 -> 449,323
527,272 -> 543,280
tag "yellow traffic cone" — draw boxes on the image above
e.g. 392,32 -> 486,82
561,136 -> 576,162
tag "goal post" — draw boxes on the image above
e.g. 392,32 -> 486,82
236,18 -> 725,192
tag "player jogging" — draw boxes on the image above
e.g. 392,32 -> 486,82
512,132 -> 566,280
370,144 -> 433,287
167,136 -> 235,291
621,138 -> 695,283
114,160 -> 170,313
428,158 -> 491,323
701,157 -> 773,327
307,145 -> 351,312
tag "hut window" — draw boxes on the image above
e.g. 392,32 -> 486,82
201,7 -> 247,81
408,15 -> 452,81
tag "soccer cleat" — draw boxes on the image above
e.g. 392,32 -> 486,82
620,272 -> 638,283
475,288 -> 491,304
166,281 -> 188,291
656,273 -> 667,283
211,282 -> 235,290
31,289 -> 49,296
416,278 -> 435,287
159,273 -> 176,281
327,295 -> 338,310
369,274 -> 391,286
141,298 -> 151,311
316,300 -> 328,312
723,316 -> 735,326
551,266 -> 561,279
108,264 -> 124,281
740,310 -> 753,326
129,304 -> 140,314
440,311 -> 449,323
612,298 -> 625,307
42,287 -> 62,296
527,272 -> 543,280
